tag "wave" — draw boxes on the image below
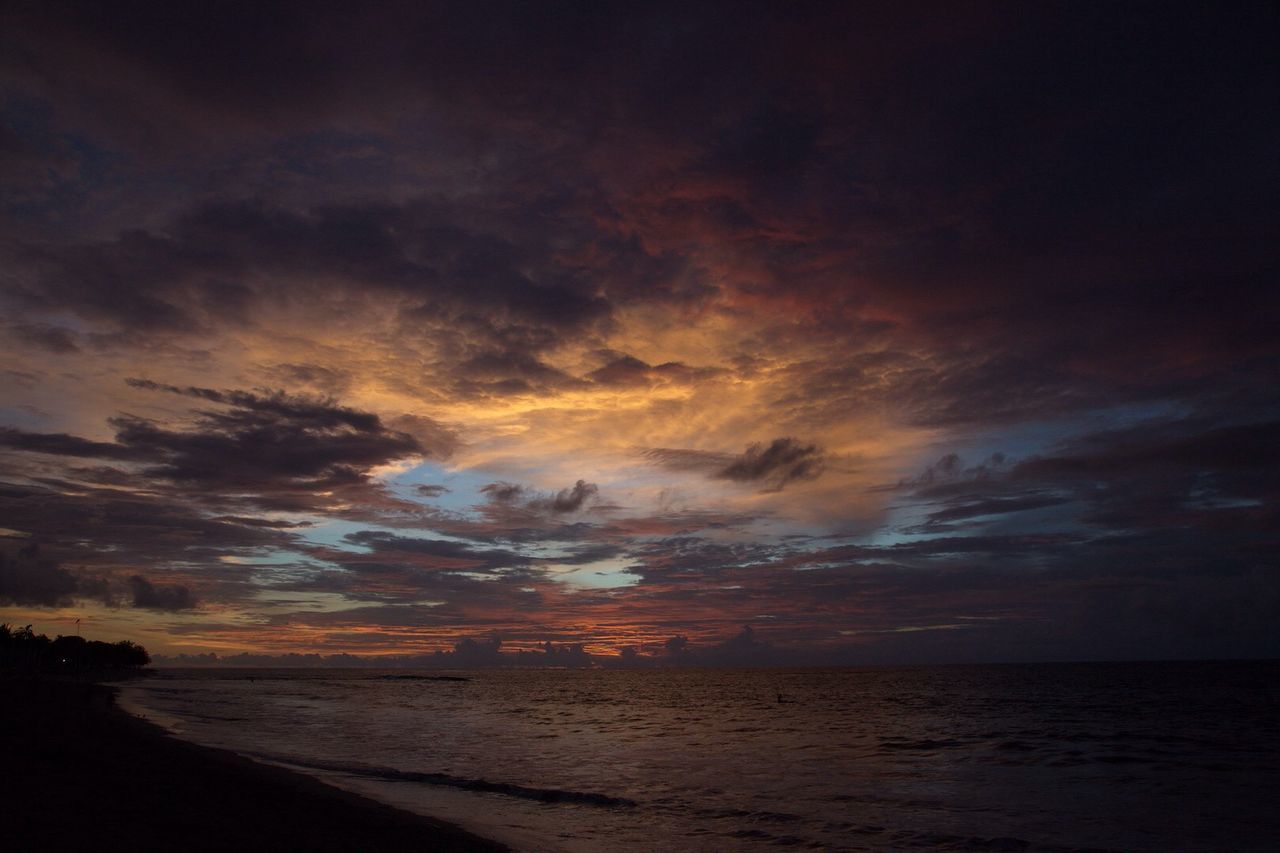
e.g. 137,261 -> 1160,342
250,753 -> 637,807
881,737 -> 964,751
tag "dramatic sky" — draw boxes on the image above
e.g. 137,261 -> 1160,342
1,1 -> 1277,662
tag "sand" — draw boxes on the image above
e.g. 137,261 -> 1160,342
1,674 -> 508,851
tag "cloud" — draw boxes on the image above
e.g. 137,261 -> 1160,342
587,354 -> 720,388
641,447 -> 733,474
10,323 -> 79,353
12,197 -> 618,358
480,479 -> 600,515
1015,420 -> 1280,483
479,482 -> 525,503
0,427 -> 143,460
1,2 -> 1277,662
129,574 -> 197,611
717,438 -> 826,491
539,480 -> 599,514
0,541 -> 77,607
343,531 -> 526,574
3,382 -> 437,496
644,438 -> 826,491
0,480 -> 299,585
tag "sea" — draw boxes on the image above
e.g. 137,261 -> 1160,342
117,662 -> 1280,852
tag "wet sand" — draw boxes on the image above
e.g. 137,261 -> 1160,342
1,675 -> 507,851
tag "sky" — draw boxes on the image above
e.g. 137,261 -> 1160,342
1,1 -> 1277,664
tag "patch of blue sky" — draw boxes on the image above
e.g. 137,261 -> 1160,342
215,554 -> 340,593
0,405 -> 50,431
300,516 -> 477,552
858,501 -> 940,547
544,557 -> 640,589
383,459 -> 497,516
225,548 -> 325,570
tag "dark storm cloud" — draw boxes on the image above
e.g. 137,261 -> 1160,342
259,363 -> 352,396
866,420 -> 1280,656
616,424 -> 1280,657
717,438 -> 825,490
542,542 -> 624,566
1016,421 -> 1280,484
893,418 -> 1280,540
211,516 -> 310,530
0,541 -> 77,607
643,438 -> 826,491
0,537 -> 203,611
624,536 -> 784,584
910,493 -> 1072,531
587,355 -> 655,386
343,531 -> 526,574
0,427 -> 143,460
641,447 -> 732,474
479,479 -> 600,516
0,481 -> 296,568
537,480 -> 599,514
174,199 -> 611,332
272,567 -> 519,607
125,379 -> 385,429
452,351 -> 584,399
479,482 -> 526,504
0,382 -> 449,610
10,196 -> 619,357
9,323 -> 79,353
129,574 -> 197,611
5,1 -> 1274,405
109,412 -> 409,488
587,354 -> 723,387
3,382 -> 435,493
288,537 -> 546,608
1,1 -> 1278,661
617,520 -> 1280,661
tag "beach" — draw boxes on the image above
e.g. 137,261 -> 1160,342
1,675 -> 506,851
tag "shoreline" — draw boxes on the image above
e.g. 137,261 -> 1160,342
2,674 -> 509,851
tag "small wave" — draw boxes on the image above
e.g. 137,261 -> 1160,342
253,753 -> 636,807
702,807 -> 802,823
882,738 -> 964,751
895,831 -> 1034,851
378,674 -> 470,682
995,740 -> 1036,751
185,713 -> 250,723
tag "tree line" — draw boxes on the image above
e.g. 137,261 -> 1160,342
0,623 -> 150,672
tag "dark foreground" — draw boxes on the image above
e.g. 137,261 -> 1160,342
1,675 -> 506,852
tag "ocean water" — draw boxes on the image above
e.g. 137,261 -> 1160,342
119,662 -> 1280,852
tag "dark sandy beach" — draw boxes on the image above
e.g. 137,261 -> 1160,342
1,675 -> 506,851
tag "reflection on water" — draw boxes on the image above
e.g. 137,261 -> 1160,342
122,662 -> 1280,851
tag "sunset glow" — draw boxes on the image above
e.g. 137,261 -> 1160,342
2,1 -> 1276,665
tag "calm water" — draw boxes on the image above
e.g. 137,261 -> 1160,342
119,663 -> 1280,852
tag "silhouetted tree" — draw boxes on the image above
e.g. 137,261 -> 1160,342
1,623 -> 150,673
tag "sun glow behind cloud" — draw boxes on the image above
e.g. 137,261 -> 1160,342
1,2 -> 1277,663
